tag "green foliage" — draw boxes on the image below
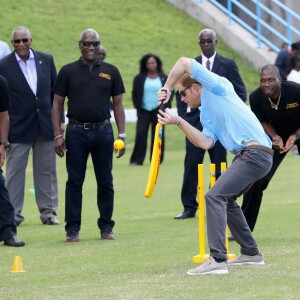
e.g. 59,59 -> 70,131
0,0 -> 258,108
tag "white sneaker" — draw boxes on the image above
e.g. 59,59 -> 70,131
187,257 -> 228,275
228,253 -> 265,265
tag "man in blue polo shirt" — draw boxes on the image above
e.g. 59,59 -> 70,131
157,57 -> 274,275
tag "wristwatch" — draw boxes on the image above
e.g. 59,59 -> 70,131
118,133 -> 127,139
0,141 -> 10,149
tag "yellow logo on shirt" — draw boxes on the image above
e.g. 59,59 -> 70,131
99,73 -> 111,80
286,102 -> 299,109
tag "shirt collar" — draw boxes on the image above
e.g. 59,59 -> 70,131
15,48 -> 34,62
201,52 -> 216,67
78,57 -> 101,66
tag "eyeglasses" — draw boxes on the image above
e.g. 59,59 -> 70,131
80,41 -> 100,48
179,84 -> 193,97
199,39 -> 214,45
13,38 -> 30,44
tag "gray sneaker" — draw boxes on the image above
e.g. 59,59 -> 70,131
187,257 -> 228,275
227,253 -> 264,265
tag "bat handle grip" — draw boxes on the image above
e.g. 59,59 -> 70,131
158,102 -> 166,112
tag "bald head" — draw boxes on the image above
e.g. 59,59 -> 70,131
198,28 -> 217,41
79,29 -> 100,41
198,28 -> 217,58
260,64 -> 280,77
12,26 -> 31,40
98,45 -> 107,61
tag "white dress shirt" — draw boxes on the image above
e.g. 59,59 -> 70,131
15,49 -> 37,95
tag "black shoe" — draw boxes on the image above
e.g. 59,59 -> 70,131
4,235 -> 25,247
228,233 -> 235,241
66,230 -> 79,242
43,216 -> 60,225
174,211 -> 196,219
101,228 -> 116,240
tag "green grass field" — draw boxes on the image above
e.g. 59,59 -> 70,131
0,0 -> 259,108
1,0 -> 299,299
0,123 -> 299,300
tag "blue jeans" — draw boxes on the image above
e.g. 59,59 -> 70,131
65,122 -> 114,232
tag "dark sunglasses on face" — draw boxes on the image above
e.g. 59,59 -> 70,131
179,84 -> 193,97
80,41 -> 100,48
199,39 -> 214,45
13,38 -> 30,44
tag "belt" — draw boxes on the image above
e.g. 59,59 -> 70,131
245,144 -> 274,155
69,119 -> 110,130
245,141 -> 258,146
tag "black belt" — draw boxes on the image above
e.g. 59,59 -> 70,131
69,119 -> 110,130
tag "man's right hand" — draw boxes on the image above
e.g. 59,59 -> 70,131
54,136 -> 66,157
272,135 -> 284,152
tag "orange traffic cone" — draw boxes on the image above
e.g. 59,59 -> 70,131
11,256 -> 25,273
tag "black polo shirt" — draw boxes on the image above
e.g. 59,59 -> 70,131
0,75 -> 9,112
250,81 -> 300,142
53,59 -> 125,123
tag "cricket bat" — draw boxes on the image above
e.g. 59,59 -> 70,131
144,103 -> 166,198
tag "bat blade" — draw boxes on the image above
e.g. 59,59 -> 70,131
144,123 -> 163,198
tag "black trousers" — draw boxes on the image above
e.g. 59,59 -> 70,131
180,109 -> 227,213
241,148 -> 287,231
0,169 -> 16,241
130,108 -> 165,165
65,122 -> 115,232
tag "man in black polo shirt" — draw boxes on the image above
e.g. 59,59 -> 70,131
231,64 -> 300,239
52,29 -> 126,242
0,75 -> 25,247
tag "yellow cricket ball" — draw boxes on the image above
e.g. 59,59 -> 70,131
114,139 -> 124,150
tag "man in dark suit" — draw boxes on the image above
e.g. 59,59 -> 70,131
175,28 -> 247,219
274,41 -> 300,80
0,75 -> 25,247
0,26 -> 60,226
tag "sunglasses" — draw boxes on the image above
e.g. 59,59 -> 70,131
80,41 -> 100,48
199,39 -> 214,45
13,38 -> 30,44
179,84 -> 193,97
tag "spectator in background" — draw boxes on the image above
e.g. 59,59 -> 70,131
130,53 -> 173,166
52,29 -> 126,242
0,40 -> 11,59
287,54 -> 300,83
0,75 -> 25,247
286,55 -> 300,156
280,42 -> 289,50
98,45 -> 107,61
98,45 -> 113,111
231,65 -> 300,240
0,26 -> 60,226
275,41 -> 300,80
174,28 -> 247,219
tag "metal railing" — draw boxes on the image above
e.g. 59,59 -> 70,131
196,0 -> 300,53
